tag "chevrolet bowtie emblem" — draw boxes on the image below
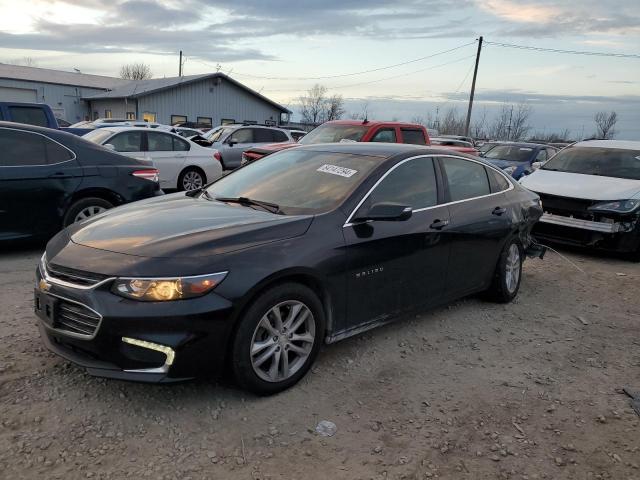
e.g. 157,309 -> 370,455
39,279 -> 51,292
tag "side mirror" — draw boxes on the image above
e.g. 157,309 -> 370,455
103,143 -> 116,151
226,138 -> 237,147
531,161 -> 542,170
353,202 -> 412,222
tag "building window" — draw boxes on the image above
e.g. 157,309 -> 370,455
171,115 -> 187,125
105,109 -> 112,119
93,111 -> 98,120
197,116 -> 212,126
242,120 -> 257,125
126,112 -> 135,120
264,119 -> 276,126
221,118 -> 235,125
142,112 -> 157,122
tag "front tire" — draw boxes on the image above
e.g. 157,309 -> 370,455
485,238 -> 523,303
231,283 -> 325,395
63,197 -> 113,227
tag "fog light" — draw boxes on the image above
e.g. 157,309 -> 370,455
122,337 -> 175,372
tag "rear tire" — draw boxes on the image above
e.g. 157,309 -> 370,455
231,283 -> 325,395
178,167 -> 206,191
63,197 -> 113,227
485,238 -> 523,303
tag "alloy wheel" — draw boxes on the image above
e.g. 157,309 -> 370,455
183,171 -> 203,191
505,243 -> 521,294
250,300 -> 316,383
74,206 -> 107,223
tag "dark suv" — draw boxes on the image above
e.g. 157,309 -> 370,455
0,122 -> 161,242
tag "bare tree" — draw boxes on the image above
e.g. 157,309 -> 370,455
7,56 -> 38,67
509,103 -> 533,140
439,107 -> 465,135
471,107 -> 489,139
299,84 -> 328,124
120,63 -> 152,80
325,94 -> 345,121
594,111 -> 617,139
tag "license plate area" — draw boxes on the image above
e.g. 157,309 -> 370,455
35,290 -> 58,327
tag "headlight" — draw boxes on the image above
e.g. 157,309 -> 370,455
503,166 -> 517,176
588,199 -> 640,214
112,272 -> 227,301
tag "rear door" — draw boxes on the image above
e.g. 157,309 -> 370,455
0,127 -> 81,239
438,156 -> 513,297
145,131 -> 188,189
400,128 -> 428,145
368,127 -> 398,143
342,156 -> 450,332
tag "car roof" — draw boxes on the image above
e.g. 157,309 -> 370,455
287,142 -> 480,159
574,140 -> 640,150
323,120 -> 424,128
0,120 -> 77,142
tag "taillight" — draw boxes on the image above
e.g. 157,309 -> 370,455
132,169 -> 159,182
213,151 -> 222,162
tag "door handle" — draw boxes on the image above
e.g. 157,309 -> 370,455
492,207 -> 507,216
48,172 -> 72,178
429,219 -> 449,230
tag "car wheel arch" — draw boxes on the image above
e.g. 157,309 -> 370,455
66,188 -> 123,212
178,166 -> 207,189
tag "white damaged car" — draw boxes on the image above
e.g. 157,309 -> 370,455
520,140 -> 640,260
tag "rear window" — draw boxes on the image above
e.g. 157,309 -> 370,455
486,167 -> 511,192
541,146 -> 640,180
401,129 -> 427,145
485,145 -> 534,162
299,124 -> 369,144
8,106 -> 49,127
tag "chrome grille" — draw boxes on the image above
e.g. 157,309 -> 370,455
55,300 -> 101,337
46,263 -> 108,287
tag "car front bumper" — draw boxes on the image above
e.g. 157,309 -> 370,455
35,265 -> 236,382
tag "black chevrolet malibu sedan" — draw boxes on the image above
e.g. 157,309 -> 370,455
36,143 -> 543,394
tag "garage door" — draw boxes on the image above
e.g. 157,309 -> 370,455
0,86 -> 38,102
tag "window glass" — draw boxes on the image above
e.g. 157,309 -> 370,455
197,117 -> 212,126
147,132 -> 174,152
142,112 -> 156,122
299,124 -> 369,144
8,107 -> 48,127
535,149 -> 547,162
441,157 -> 490,201
171,115 -> 187,125
172,136 -> 190,151
541,146 -> 640,180
272,130 -> 289,142
126,112 -> 135,120
229,128 -> 253,143
104,110 -> 112,119
45,138 -> 74,163
206,150 -> 380,215
0,129 -> 47,165
485,145 -> 533,162
486,167 -> 511,193
370,128 -> 396,143
221,118 -> 235,125
365,158 -> 437,209
254,128 -> 274,143
109,131 -> 142,152
402,129 -> 426,145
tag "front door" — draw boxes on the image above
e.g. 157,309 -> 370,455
107,130 -> 146,162
342,156 -> 451,333
222,128 -> 254,169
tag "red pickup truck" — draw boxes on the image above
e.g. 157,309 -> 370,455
241,120 -> 431,164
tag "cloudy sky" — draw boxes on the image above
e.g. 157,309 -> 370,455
1,0 -> 639,138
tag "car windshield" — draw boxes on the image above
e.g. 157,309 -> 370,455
207,127 -> 231,142
479,143 -> 497,153
205,149 -> 381,214
485,145 -> 534,162
298,124 -> 369,144
83,129 -> 115,144
541,146 -> 640,180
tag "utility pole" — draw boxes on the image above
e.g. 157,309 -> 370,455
507,105 -> 514,140
464,36 -> 483,137
179,50 -> 183,77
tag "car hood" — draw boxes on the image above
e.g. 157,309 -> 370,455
68,193 -> 313,258
520,169 -> 640,201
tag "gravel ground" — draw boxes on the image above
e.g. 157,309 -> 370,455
0,244 -> 639,480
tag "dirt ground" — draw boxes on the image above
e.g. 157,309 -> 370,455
0,244 -> 638,480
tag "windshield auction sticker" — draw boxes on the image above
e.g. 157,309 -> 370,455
317,164 -> 358,178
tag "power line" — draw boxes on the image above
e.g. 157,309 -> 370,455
186,41 -> 476,81
484,41 -> 640,59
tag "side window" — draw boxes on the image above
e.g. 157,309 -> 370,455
535,149 -> 547,162
441,157 -> 490,201
229,128 -> 253,143
272,130 -> 289,142
254,128 -> 274,143
147,132 -> 174,152
486,167 -> 511,193
109,131 -> 142,152
370,128 -> 397,143
44,138 -> 74,163
172,136 -> 190,151
364,158 -> 438,210
401,129 -> 426,145
0,129 -> 47,166
8,107 -> 49,127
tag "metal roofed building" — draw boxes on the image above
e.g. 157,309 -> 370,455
0,65 -> 291,126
